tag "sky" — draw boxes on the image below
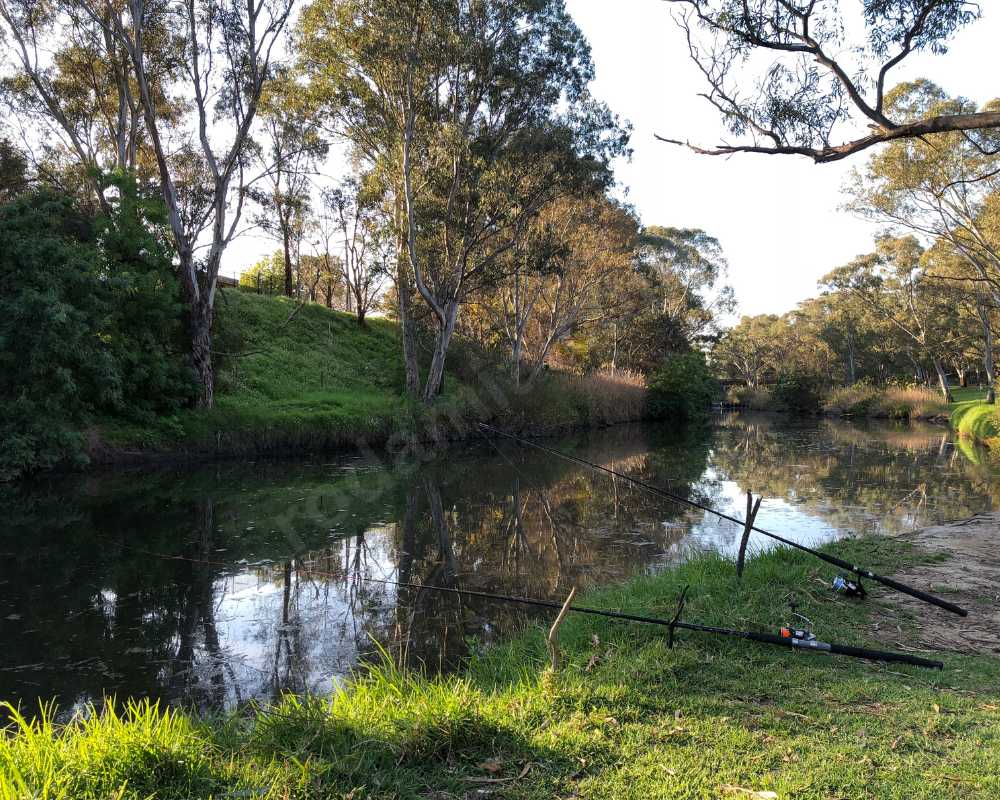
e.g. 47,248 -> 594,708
224,0 -> 999,319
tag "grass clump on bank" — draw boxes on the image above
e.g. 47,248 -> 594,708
95,291 -> 649,462
4,536 -> 999,799
822,383 -> 948,419
949,388 -> 1000,448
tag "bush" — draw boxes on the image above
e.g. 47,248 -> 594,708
822,382 -> 880,416
772,371 -> 826,413
0,184 -> 192,480
724,384 -> 775,410
648,351 -> 719,421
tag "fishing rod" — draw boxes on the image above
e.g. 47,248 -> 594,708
366,575 -> 944,670
477,423 -> 968,618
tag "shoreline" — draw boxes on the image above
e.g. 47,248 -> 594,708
3,529 -> 997,798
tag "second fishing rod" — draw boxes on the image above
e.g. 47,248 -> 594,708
478,423 -> 968,618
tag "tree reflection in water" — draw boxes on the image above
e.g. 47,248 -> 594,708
2,418 -> 997,720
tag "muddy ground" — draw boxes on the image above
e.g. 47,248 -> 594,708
872,512 -> 1000,654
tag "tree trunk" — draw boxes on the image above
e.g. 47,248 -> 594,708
190,301 -> 215,409
931,357 -> 953,403
978,294 -> 996,404
511,334 -> 523,386
282,225 -> 294,298
395,232 -> 420,395
423,302 -> 459,402
846,333 -> 856,384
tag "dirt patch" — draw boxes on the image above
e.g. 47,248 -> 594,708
872,513 -> 1000,654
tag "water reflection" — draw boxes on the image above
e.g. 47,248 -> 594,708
1,416 -> 997,719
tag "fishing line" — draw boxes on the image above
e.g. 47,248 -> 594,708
478,423 -> 968,617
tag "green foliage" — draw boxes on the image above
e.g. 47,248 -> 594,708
772,370 -> 827,413
0,138 -> 29,203
951,396 -> 1000,447
239,251 -> 287,295
0,184 -> 192,480
647,351 -> 718,421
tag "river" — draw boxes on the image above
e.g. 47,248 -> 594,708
2,414 -> 996,720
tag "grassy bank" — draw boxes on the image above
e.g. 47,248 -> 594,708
4,536 -> 998,799
94,292 -> 648,462
948,388 -> 1000,449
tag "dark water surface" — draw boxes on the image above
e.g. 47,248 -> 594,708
2,414 -> 997,719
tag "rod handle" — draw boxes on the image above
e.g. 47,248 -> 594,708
861,572 -> 968,618
828,642 -> 944,670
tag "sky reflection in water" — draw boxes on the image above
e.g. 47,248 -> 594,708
1,414 -> 996,719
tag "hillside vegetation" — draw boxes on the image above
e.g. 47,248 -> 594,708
98,291 -> 649,460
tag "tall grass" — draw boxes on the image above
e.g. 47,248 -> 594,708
724,384 -> 776,411
822,383 -> 947,419
560,368 -> 647,425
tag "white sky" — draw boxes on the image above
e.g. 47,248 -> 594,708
225,0 -> 999,319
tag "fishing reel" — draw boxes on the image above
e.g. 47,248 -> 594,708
832,574 -> 867,599
780,604 -> 817,643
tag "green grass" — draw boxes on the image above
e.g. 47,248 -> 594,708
948,387 -> 989,405
4,537 -> 999,799
948,387 -> 1000,448
95,292 -> 648,459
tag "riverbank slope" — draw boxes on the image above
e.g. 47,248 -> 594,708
3,534 -> 997,799
93,291 -> 648,465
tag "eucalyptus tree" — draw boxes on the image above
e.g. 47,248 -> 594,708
848,82 -> 1000,277
712,314 -> 785,388
798,291 -> 887,385
635,226 -> 735,344
0,0 -> 182,204
67,0 -> 296,407
479,191 -> 638,384
251,74 -> 328,298
320,180 -> 391,326
658,1 -> 999,162
300,0 -> 628,401
824,235 -> 962,399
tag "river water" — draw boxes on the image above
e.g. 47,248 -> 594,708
1,414 -> 996,720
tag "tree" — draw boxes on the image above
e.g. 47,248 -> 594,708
713,314 -> 784,388
240,251 -> 290,296
824,235 -> 961,399
657,1 -> 999,162
250,74 -> 327,298
300,0 -> 628,401
321,180 -> 390,326
497,192 -> 638,384
74,0 -> 295,407
0,0 -> 181,203
635,226 -> 735,341
0,138 -> 29,202
0,182 -> 191,480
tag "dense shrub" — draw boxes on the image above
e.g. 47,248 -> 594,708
648,351 -> 719,421
772,371 -> 826,413
0,184 -> 192,480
